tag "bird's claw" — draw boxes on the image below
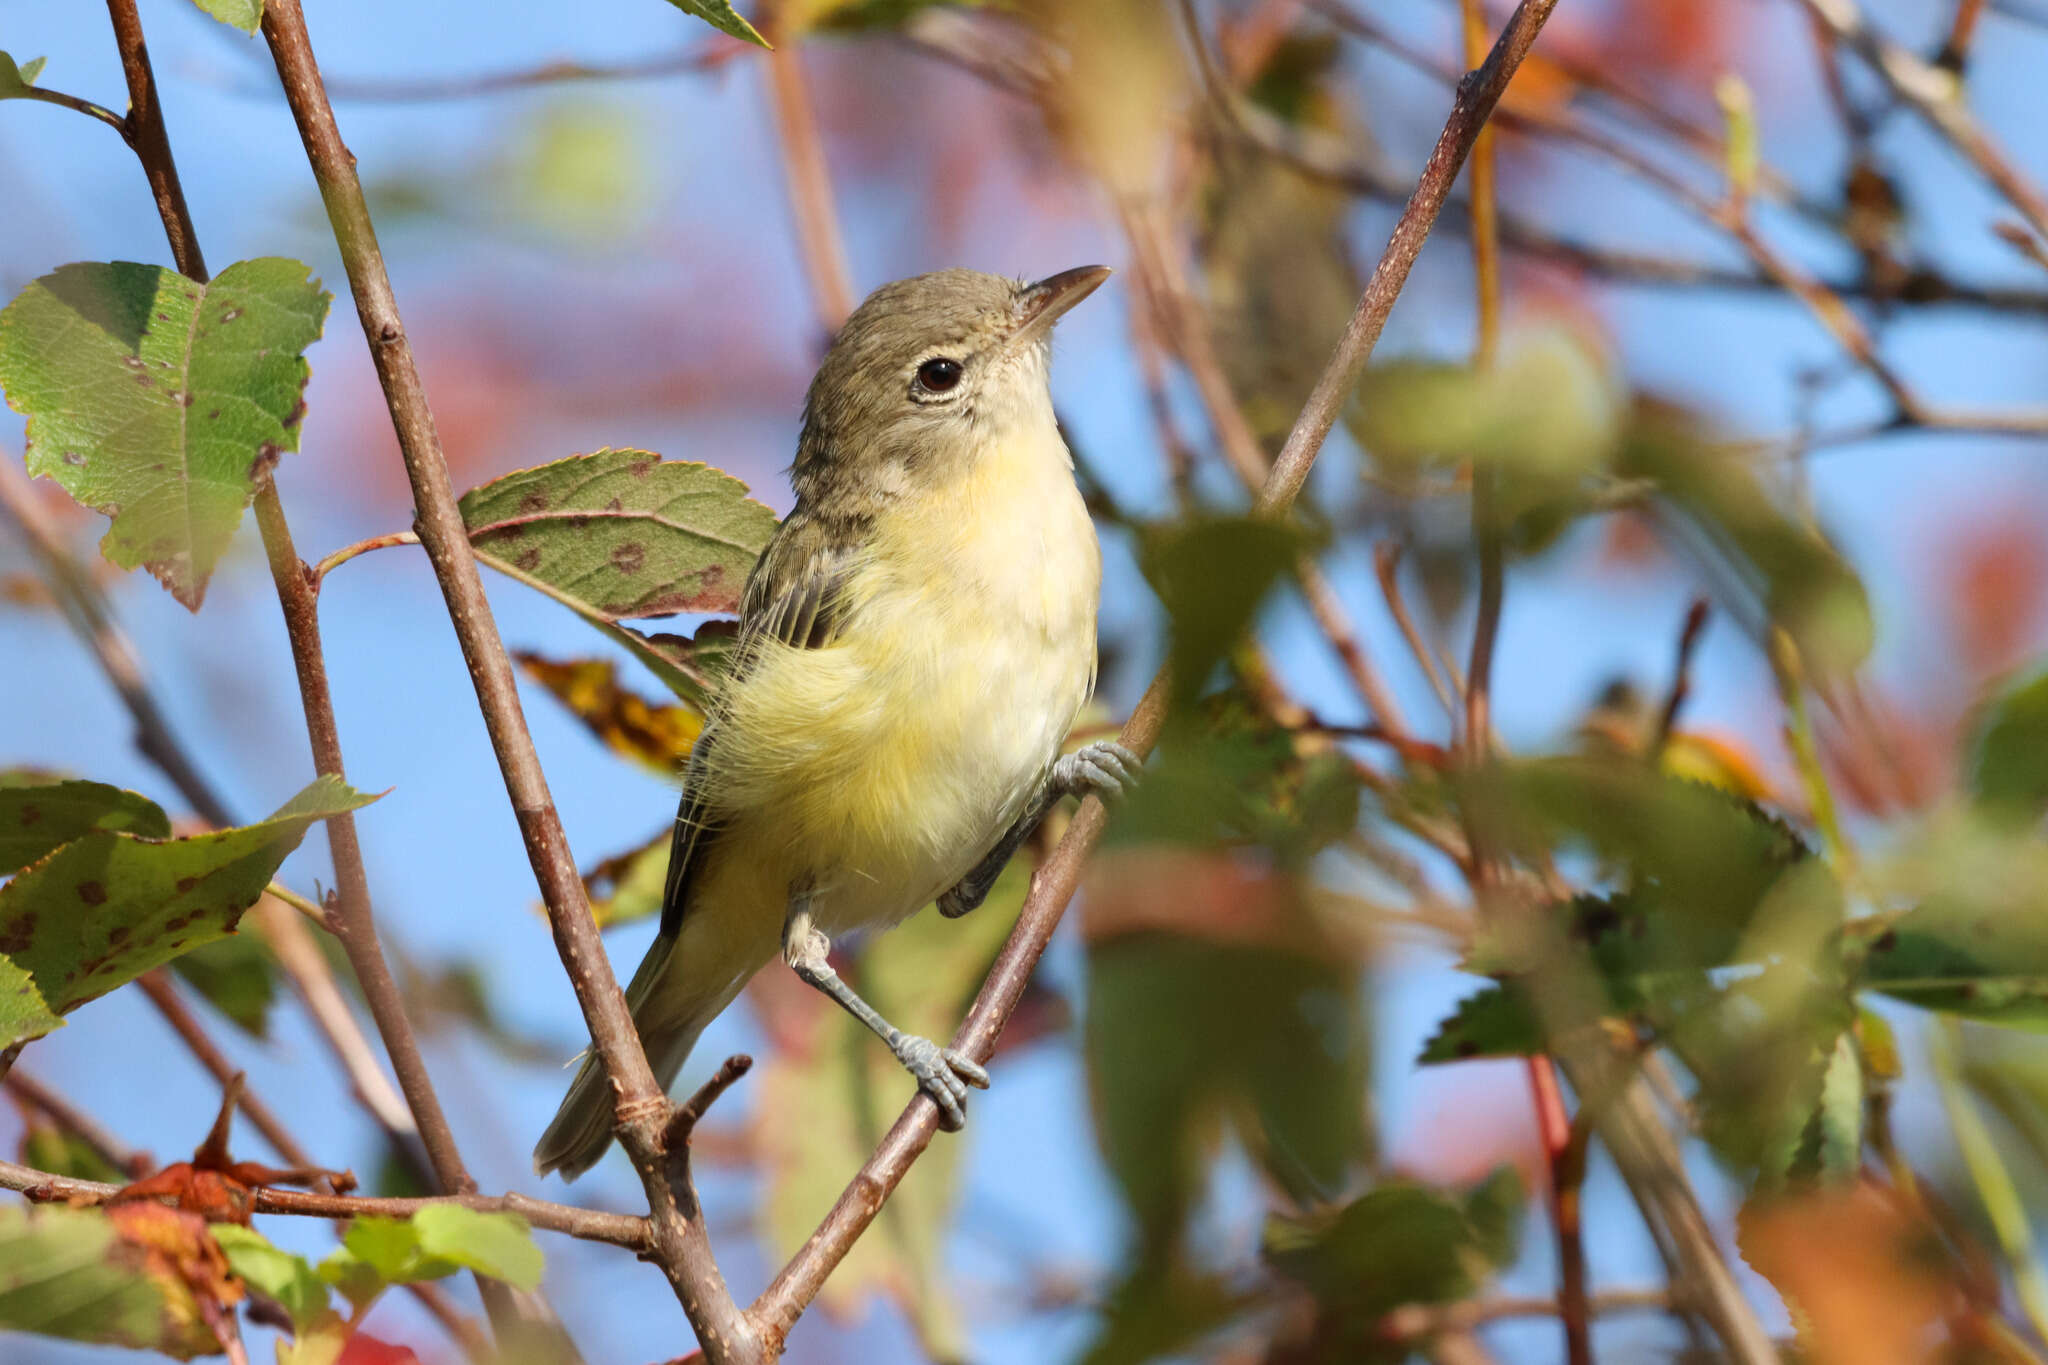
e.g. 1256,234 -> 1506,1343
1053,740 -> 1142,803
892,1032 -> 990,1131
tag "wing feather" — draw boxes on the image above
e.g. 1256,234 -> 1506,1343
658,512 -> 860,937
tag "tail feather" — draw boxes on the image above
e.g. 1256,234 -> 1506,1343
533,934 -> 708,1181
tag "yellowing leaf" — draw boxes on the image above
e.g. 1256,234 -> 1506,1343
0,1204 -> 219,1358
516,651 -> 702,775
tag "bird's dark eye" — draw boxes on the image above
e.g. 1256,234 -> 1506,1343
916,357 -> 964,393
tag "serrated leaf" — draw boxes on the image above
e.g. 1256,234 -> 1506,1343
1418,983 -> 1541,1063
186,0 -> 263,33
0,954 -> 61,1050
410,1206 -> 543,1291
0,259 -> 330,608
0,1204 -> 215,1357
0,775 -> 377,1015
515,651 -> 702,776
315,1245 -> 384,1314
0,52 -> 46,97
457,449 -> 775,627
666,0 -> 770,47
209,1225 -> 334,1332
0,780 -> 169,874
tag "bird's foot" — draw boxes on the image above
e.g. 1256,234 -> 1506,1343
1053,740 -> 1142,802
891,1032 -> 990,1131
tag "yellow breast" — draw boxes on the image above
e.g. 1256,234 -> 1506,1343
711,419 -> 1100,932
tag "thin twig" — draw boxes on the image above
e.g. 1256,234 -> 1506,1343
1373,543 -> 1459,722
10,84 -> 132,137
1382,1287 -> 1672,1339
763,38 -> 857,338
1800,0 -> 2048,244
748,3 -> 1565,1350
0,462 -> 238,829
312,530 -> 419,584
256,3 -> 756,1357
319,44 -> 734,102
0,1158 -> 651,1251
105,0 -> 207,281
1650,599 -> 1711,758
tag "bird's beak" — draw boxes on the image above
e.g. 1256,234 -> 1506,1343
1007,265 -> 1111,348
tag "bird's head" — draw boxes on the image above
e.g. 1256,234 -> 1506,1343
793,266 -> 1109,491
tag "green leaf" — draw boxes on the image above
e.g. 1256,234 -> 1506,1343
1969,669 -> 2048,824
0,1204 -> 214,1356
18,1124 -> 125,1184
458,449 -> 775,628
1265,1174 -> 1524,1343
315,1245 -> 385,1314
1139,516 -> 1317,711
1088,934 -> 1368,1231
0,780 -> 169,875
0,53 -> 47,97
186,0 -> 264,33
1418,982 -> 1541,1063
172,932 -> 277,1037
0,259 -> 330,608
1619,400 -> 1871,676
0,775 -> 377,1016
335,1208 -> 543,1292
0,954 -> 62,1051
1814,1031 -> 1863,1182
412,1206 -> 543,1291
666,0 -> 770,48
210,1224 -> 335,1332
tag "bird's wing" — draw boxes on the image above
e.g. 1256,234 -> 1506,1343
659,512 -> 861,938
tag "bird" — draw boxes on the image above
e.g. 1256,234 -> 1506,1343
535,266 -> 1139,1180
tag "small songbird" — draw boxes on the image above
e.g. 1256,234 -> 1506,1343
536,267 -> 1138,1179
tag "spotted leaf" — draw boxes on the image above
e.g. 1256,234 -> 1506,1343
0,259 -> 330,608
0,775 -> 377,1016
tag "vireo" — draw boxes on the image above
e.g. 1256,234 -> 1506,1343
536,267 -> 1137,1180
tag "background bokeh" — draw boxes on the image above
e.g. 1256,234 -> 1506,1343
6,1 -> 2048,1362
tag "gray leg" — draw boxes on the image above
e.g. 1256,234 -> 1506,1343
783,898 -> 990,1130
938,741 -> 1143,919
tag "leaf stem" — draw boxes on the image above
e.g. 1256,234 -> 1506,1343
311,529 -> 418,583
10,84 -> 131,137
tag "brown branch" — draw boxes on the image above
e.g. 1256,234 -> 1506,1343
254,3 -> 755,1358
0,1158 -> 650,1250
1373,543 -> 1459,722
1801,0 -> 2048,244
1382,1287 -> 1673,1339
105,0 -> 207,281
95,1 -> 549,1343
1651,598 -> 1711,757
1115,194 -> 1413,740
747,1 -> 1564,1350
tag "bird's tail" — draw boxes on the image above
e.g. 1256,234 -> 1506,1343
532,929 -> 728,1181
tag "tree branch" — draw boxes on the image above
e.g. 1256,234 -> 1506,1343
0,1157 -> 649,1251
1801,0 -> 2048,242
254,2 -> 755,1357
747,1 -> 1564,1351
